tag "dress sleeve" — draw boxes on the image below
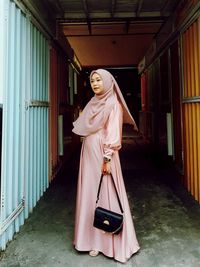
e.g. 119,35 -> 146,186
103,102 -> 123,159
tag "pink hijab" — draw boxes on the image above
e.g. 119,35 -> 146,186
72,69 -> 137,136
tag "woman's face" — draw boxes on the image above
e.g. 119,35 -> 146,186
90,73 -> 104,95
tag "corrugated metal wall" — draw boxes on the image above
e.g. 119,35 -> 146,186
0,0 -> 49,249
182,17 -> 200,203
170,40 -> 183,173
141,73 -> 147,112
49,47 -> 59,182
140,61 -> 160,144
139,4 -> 199,203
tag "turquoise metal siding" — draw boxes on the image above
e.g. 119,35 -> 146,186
25,22 -> 49,214
0,0 -> 49,249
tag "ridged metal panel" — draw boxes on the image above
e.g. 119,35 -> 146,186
57,0 -> 179,18
141,72 -> 147,112
0,0 -> 49,249
26,22 -> 49,210
170,40 -> 183,174
69,64 -> 74,105
49,47 -> 59,182
182,18 -> 200,203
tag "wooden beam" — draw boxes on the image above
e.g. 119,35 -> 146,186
64,32 -> 156,37
160,0 -> 171,16
136,0 -> 144,17
54,0 -> 64,18
110,0 -> 116,18
82,0 -> 91,34
59,16 -> 165,24
82,0 -> 90,18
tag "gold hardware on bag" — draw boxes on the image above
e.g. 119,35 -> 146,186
103,220 -> 110,225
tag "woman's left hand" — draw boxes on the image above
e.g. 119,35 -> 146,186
102,162 -> 111,174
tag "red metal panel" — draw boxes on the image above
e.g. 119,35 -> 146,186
49,47 -> 59,181
170,40 -> 183,174
141,72 -> 147,112
59,55 -> 68,105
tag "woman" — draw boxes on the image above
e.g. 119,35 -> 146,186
72,69 -> 140,263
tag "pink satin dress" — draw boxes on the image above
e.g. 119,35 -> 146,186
73,101 -> 140,263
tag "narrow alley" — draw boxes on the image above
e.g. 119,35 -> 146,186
1,131 -> 200,267
0,1 -> 200,266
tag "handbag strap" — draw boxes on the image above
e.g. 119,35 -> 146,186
96,173 -> 124,213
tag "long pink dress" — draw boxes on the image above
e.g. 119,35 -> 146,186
74,101 -> 140,263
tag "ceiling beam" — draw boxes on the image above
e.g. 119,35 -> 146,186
82,0 -> 92,34
136,0 -> 144,17
59,16 -> 165,24
41,0 -> 64,18
40,0 -> 55,18
160,0 -> 171,16
54,0 -> 64,18
65,32 -> 156,37
110,0 -> 116,18
82,0 -> 90,18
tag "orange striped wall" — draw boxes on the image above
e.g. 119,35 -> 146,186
182,18 -> 200,203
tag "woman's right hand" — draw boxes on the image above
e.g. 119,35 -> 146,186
102,161 -> 111,174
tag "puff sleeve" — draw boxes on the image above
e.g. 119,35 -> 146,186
103,102 -> 123,159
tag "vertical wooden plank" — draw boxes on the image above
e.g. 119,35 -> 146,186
39,37 -> 42,196
49,47 -> 59,182
43,36 -> 49,192
192,103 -> 198,200
44,40 -> 49,190
197,104 -> 200,202
197,19 -> 200,202
7,2 -> 14,240
37,31 -> 41,201
185,105 -> 191,191
197,19 -> 200,96
182,18 -> 200,204
193,21 -> 198,97
182,105 -> 188,188
30,24 -> 35,210
40,36 -> 44,192
193,20 -> 200,201
24,15 -> 31,219
190,26 -> 195,97
19,13 -> 26,225
188,104 -> 194,194
185,30 -> 190,98
35,30 -> 38,203
14,6 -> 21,233
7,2 -> 17,240
182,34 -> 187,98
170,40 -> 183,172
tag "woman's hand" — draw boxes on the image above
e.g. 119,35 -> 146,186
102,161 -> 111,174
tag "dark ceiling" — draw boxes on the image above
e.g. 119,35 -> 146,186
39,0 -> 180,67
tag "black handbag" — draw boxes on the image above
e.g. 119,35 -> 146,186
93,173 -> 124,234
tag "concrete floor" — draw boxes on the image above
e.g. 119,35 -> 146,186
0,136 -> 200,267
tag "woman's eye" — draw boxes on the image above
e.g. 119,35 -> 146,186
91,78 -> 101,83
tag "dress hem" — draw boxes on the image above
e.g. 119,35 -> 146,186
74,244 -> 140,263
